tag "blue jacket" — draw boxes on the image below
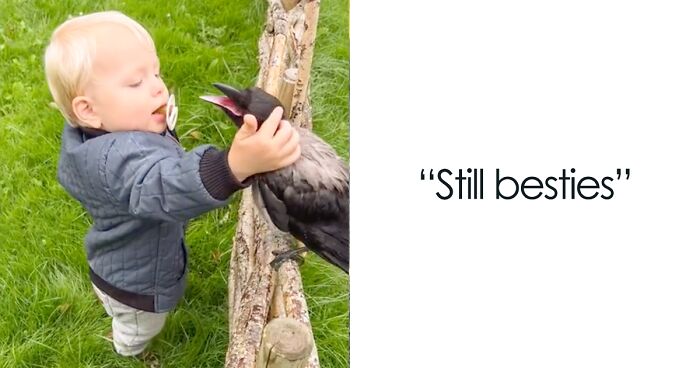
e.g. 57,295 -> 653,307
57,123 -> 248,312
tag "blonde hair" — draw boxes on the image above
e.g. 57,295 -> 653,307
44,11 -> 155,127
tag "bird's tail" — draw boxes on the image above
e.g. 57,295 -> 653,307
291,220 -> 349,274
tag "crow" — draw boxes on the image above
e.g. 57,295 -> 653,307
201,83 -> 349,273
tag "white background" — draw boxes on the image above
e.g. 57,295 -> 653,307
350,1 -> 700,367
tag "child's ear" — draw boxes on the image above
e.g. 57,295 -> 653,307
72,96 -> 101,129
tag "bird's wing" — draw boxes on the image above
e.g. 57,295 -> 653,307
261,171 -> 348,225
254,180 -> 291,232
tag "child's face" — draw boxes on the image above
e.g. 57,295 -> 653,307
81,25 -> 169,133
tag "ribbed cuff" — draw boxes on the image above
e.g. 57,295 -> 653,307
199,147 -> 252,200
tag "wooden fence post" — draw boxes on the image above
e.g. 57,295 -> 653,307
224,1 -> 322,367
255,318 -> 313,368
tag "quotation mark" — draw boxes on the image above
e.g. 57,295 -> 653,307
420,169 -> 435,181
616,168 -> 630,180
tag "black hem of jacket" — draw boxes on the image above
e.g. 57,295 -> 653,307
89,267 -> 157,312
198,147 -> 253,200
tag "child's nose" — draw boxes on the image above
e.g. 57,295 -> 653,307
152,77 -> 166,97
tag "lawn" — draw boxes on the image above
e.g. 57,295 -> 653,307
0,0 -> 349,367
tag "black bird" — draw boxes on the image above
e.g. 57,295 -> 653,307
201,84 -> 349,273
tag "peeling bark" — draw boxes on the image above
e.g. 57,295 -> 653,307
225,1 -> 322,367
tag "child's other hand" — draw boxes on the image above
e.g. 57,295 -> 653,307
227,106 -> 301,182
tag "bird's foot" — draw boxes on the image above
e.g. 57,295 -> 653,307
270,247 -> 308,270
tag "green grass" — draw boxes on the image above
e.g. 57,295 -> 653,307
0,1 -> 349,367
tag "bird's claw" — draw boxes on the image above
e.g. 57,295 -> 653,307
270,247 -> 308,270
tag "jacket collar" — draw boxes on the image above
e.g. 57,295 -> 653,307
79,127 -> 176,142
79,127 -> 109,140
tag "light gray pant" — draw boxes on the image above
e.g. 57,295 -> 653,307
92,284 -> 168,356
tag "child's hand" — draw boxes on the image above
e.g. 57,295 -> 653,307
227,106 -> 301,182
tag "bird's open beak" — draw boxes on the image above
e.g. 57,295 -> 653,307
199,83 -> 246,117
213,83 -> 246,103
199,96 -> 244,117
199,96 -> 243,116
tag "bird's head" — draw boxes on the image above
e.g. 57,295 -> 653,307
200,83 -> 284,129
